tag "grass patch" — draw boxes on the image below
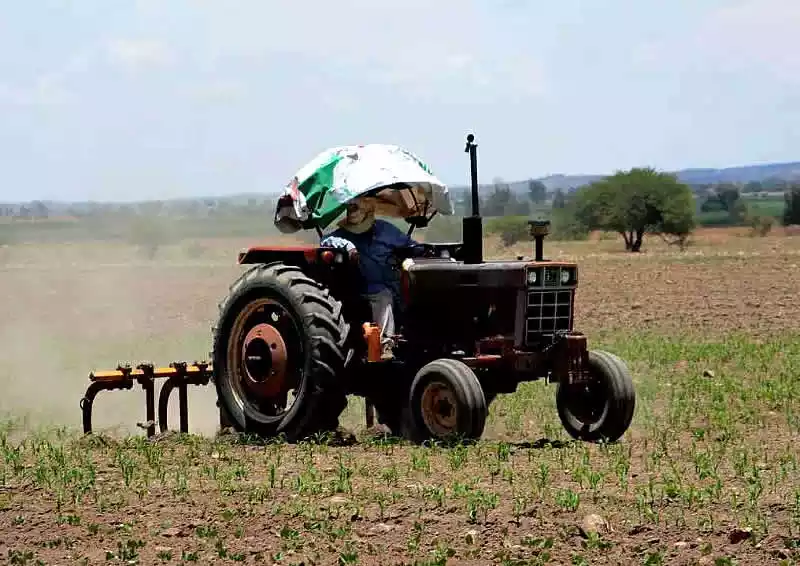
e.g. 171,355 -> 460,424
1,331 -> 799,564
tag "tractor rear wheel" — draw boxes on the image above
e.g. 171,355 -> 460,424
212,262 -> 350,442
556,350 -> 635,443
406,358 -> 487,443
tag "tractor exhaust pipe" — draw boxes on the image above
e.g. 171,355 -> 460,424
462,133 -> 483,264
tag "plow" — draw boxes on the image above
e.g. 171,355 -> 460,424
82,133 -> 636,444
82,361 -> 213,437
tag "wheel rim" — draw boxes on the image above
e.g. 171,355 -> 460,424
242,323 -> 288,398
562,372 -> 609,430
226,296 -> 304,422
420,380 -> 459,436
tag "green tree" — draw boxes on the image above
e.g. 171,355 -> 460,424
699,183 -> 747,224
783,184 -> 800,226
456,188 -> 473,216
551,189 -> 566,210
483,177 -> 529,216
714,183 -> 741,211
527,180 -> 547,204
483,178 -> 512,216
572,167 -> 696,252
715,183 -> 746,224
742,181 -> 764,193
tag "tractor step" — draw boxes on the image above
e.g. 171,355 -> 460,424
80,360 -> 214,438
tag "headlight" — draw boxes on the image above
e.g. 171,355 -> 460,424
560,269 -> 570,284
527,270 -> 537,285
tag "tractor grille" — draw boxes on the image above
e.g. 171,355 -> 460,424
526,289 -> 573,337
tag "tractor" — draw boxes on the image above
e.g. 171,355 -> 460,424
81,134 -> 636,445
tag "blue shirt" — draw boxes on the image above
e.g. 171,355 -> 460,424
321,219 -> 417,295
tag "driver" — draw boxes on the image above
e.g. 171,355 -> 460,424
320,197 -> 419,360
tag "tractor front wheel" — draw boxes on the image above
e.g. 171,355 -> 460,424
406,358 -> 487,443
212,262 -> 350,442
556,350 -> 635,443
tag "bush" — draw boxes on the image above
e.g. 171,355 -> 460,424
485,216 -> 531,247
784,188 -> 800,226
418,215 -> 462,243
549,208 -> 590,241
748,213 -> 774,237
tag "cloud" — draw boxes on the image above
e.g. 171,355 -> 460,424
0,51 -> 93,106
0,37 -> 175,107
185,0 -> 548,102
187,80 -> 247,103
697,0 -> 800,82
106,38 -> 174,69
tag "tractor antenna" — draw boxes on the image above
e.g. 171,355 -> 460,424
461,133 -> 483,264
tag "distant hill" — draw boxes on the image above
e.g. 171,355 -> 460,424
673,162 -> 800,185
445,161 -> 800,199
3,160 -> 799,215
525,161 -> 800,192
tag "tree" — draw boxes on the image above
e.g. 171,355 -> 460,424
551,189 -> 566,209
482,178 -> 512,216
456,188 -> 472,216
29,200 -> 49,218
483,177 -> 529,216
572,167 -> 696,252
699,183 -> 747,224
742,181 -> 764,194
715,183 -> 746,224
783,184 -> 800,226
527,180 -> 547,204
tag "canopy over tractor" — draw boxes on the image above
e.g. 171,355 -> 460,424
273,143 -> 455,235
81,133 -> 636,446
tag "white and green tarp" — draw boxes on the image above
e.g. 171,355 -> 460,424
274,144 -> 454,234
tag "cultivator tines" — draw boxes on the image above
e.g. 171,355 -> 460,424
80,360 -> 214,437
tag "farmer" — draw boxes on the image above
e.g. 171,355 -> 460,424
320,197 -> 419,359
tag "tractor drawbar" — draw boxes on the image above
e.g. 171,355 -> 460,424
80,360 -> 213,437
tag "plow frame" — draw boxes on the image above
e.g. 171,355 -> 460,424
81,361 -> 213,437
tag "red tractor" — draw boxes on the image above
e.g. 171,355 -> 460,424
82,134 -> 635,444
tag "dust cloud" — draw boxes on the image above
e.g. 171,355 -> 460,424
0,240 -> 239,439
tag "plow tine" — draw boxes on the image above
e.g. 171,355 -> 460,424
171,361 -> 189,434
82,360 -> 214,437
81,379 -> 134,434
136,363 -> 156,437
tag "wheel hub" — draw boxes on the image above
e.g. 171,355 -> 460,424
420,382 -> 458,436
566,380 -> 605,424
241,323 -> 288,398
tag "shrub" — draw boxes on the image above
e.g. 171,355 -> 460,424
485,216 -> 531,247
418,215 -> 462,243
549,208 -> 590,241
748,213 -> 774,237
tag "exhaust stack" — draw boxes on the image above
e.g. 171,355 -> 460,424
462,133 -> 483,264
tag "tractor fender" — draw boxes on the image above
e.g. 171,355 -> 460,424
238,246 -> 319,266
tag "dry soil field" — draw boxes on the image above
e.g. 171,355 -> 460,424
1,227 -> 799,565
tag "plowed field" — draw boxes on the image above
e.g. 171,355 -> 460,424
1,228 -> 799,565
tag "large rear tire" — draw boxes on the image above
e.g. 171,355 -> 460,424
406,358 -> 487,443
212,262 -> 350,442
556,349 -> 635,443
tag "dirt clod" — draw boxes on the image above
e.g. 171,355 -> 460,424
580,514 -> 608,536
729,527 -> 753,544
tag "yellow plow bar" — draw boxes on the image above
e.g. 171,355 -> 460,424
81,361 -> 214,437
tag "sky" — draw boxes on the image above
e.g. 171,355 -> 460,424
1,0 -> 799,202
